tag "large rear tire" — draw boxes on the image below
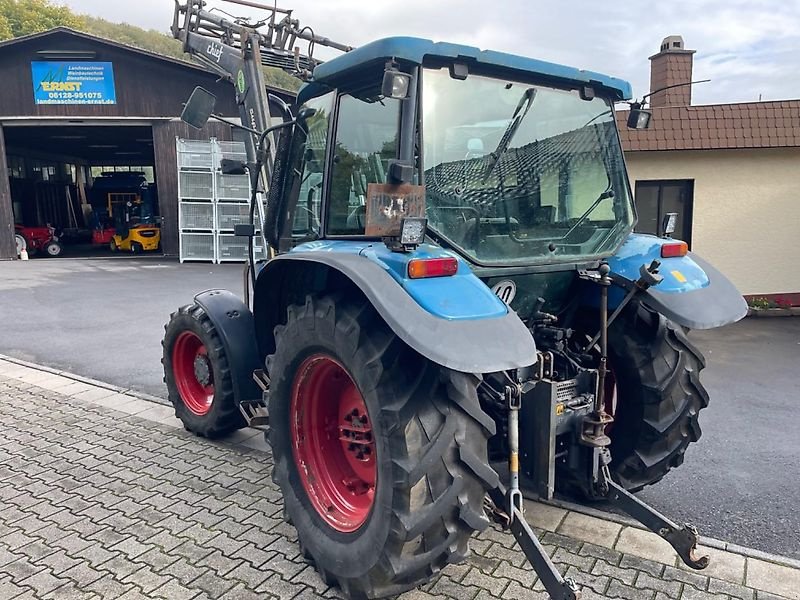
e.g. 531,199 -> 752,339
607,303 -> 709,491
267,295 -> 498,599
162,303 -> 246,438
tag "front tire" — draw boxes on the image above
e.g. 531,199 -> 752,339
162,303 -> 246,438
44,241 -> 62,257
15,234 -> 26,257
607,303 -> 709,491
267,295 -> 498,599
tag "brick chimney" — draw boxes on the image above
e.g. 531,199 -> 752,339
649,35 -> 695,107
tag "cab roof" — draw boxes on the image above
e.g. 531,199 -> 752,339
299,36 -> 632,103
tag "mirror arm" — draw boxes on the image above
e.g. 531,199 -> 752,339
256,119 -> 298,152
207,113 -> 261,136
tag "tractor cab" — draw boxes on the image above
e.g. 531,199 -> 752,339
269,38 -> 641,319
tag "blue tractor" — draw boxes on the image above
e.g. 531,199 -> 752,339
164,2 -> 747,598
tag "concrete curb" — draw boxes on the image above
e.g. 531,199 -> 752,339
747,307 -> 800,317
0,353 -> 168,405
2,354 -> 799,598
544,496 -> 800,572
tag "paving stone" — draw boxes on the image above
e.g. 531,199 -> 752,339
187,569 -> 238,598
501,579 -> 552,600
707,579 -> 755,600
429,574 -> 480,599
680,587 -> 732,600
564,565 -> 611,595
606,578 -> 656,600
228,561 -> 272,590
492,561 -> 537,587
256,572 -> 311,598
1,374 -> 798,600
553,547 -> 595,571
662,565 -> 709,591
150,578 -> 201,600
3,558 -> 45,583
745,557 -> 800,600
541,531 -> 583,553
621,554 -> 667,579
558,511 -> 622,549
122,565 -> 174,593
85,573 -> 136,597
18,568 -> 67,596
615,527 -> 678,567
580,541 -> 624,565
635,571 -> 681,596
61,560 -> 105,587
99,554 -> 146,580
592,558 -> 638,585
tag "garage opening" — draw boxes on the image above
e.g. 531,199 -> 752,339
6,122 -> 161,256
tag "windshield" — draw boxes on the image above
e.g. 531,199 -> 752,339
422,68 -> 634,266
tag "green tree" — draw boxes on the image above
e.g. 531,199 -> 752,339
0,0 -> 301,92
0,0 -> 85,38
0,13 -> 12,40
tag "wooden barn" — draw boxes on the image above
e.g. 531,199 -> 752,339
0,27 -> 294,259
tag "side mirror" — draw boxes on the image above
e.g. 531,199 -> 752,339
627,104 -> 652,130
181,86 -> 217,129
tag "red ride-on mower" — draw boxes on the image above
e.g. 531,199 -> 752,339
14,224 -> 63,258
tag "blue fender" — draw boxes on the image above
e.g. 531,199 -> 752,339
602,234 -> 747,329
253,241 -> 537,373
193,289 -> 262,403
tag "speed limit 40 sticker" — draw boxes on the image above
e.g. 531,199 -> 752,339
491,280 -> 517,305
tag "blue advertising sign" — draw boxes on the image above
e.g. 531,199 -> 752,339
31,62 -> 116,105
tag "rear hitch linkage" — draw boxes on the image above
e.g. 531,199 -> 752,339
488,485 -> 581,600
488,260 -> 705,599
597,459 -> 709,570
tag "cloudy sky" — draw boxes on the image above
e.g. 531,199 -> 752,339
57,0 -> 799,106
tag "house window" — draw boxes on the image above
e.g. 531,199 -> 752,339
634,180 -> 694,246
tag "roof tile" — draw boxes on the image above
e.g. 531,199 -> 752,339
619,98 -> 800,151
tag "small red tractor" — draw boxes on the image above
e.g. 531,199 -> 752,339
14,224 -> 63,258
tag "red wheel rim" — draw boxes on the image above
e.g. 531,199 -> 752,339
172,331 -> 214,416
290,355 -> 376,533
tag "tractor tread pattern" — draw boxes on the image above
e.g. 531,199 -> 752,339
608,303 -> 709,491
267,295 -> 496,599
162,302 -> 244,439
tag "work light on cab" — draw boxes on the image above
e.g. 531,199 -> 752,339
400,217 -> 427,246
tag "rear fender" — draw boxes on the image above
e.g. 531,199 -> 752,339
253,242 -> 537,373
602,234 -> 747,329
193,289 -> 262,403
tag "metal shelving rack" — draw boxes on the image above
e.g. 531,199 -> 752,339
177,138 -> 264,263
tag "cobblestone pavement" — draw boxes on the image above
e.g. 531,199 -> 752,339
0,364 -> 798,600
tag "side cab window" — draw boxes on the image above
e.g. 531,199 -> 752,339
327,94 -> 400,235
290,91 -> 335,239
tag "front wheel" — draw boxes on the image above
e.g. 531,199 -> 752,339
162,303 -> 245,438
15,234 -> 26,257
267,295 -> 498,599
44,241 -> 62,257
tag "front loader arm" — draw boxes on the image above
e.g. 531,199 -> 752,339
172,2 -> 273,157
